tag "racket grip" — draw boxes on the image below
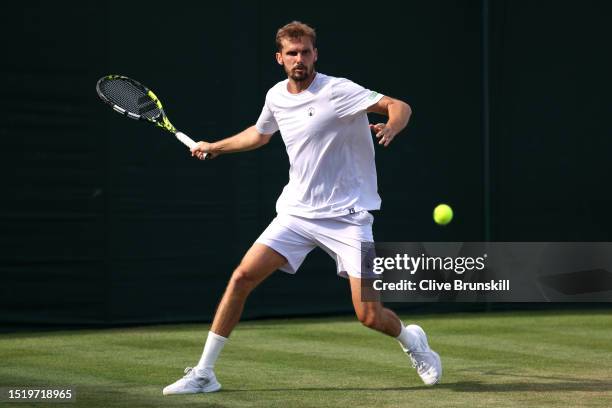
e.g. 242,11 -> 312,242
176,131 -> 208,159
175,131 -> 196,148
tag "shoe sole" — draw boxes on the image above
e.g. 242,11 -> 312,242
162,381 -> 222,395
407,325 -> 442,385
424,351 -> 442,386
202,382 -> 222,393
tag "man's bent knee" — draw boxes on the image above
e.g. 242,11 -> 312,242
356,309 -> 380,329
228,267 -> 260,295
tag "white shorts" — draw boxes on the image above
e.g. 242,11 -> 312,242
255,211 -> 376,279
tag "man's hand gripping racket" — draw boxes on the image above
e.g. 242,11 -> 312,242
96,75 -> 209,160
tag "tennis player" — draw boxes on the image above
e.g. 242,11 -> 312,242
163,21 -> 441,395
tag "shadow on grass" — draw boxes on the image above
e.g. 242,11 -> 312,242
426,379 -> 612,392
222,378 -> 612,393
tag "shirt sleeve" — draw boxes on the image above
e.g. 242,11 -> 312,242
331,78 -> 384,119
255,99 -> 279,135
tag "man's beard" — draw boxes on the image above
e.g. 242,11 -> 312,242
286,64 -> 312,82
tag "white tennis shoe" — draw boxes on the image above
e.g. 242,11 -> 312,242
405,324 -> 442,385
162,367 -> 221,395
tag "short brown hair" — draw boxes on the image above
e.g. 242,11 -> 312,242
275,21 -> 317,51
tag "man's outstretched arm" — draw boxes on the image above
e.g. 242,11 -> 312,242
190,126 -> 273,159
367,96 -> 412,147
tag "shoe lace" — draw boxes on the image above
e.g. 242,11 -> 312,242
409,352 -> 430,373
182,366 -> 210,385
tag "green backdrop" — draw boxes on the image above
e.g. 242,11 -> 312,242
1,0 -> 610,324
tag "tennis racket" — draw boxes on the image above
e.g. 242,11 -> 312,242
96,75 -> 207,159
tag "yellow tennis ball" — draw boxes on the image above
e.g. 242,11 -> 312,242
433,204 -> 453,225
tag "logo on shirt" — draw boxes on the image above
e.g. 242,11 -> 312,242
307,107 -> 315,117
368,91 -> 379,100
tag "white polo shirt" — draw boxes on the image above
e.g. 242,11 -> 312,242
256,72 -> 384,219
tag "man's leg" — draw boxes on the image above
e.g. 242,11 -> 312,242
348,276 -> 442,385
211,243 -> 288,337
163,243 -> 287,395
348,276 -> 402,337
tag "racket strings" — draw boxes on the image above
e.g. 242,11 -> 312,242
99,79 -> 161,120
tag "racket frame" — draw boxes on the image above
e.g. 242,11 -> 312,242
96,75 -> 206,155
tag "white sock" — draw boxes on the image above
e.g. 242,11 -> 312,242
195,331 -> 227,373
396,323 -> 419,353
